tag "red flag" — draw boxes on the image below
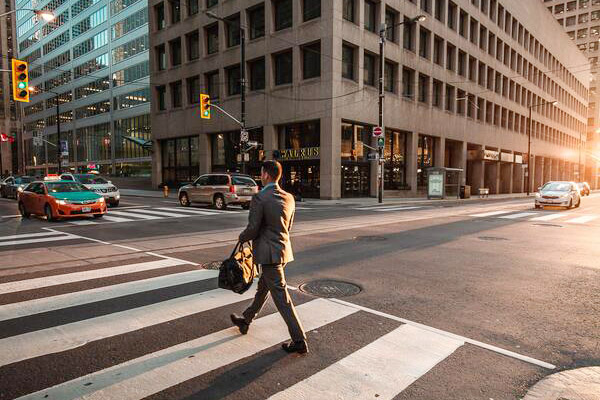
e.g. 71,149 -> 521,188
9,136 -> 15,143
0,133 -> 8,142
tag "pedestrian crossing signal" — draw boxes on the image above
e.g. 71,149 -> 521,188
200,94 -> 211,119
11,59 -> 29,103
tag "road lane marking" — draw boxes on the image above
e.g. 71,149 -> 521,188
470,210 -> 514,217
113,208 -> 190,218
100,215 -> 136,223
154,207 -> 223,216
67,219 -> 98,225
0,284 -> 261,367
16,299 -> 356,400
0,269 -> 218,321
0,234 -> 80,247
0,231 -> 67,241
529,213 -> 565,221
372,206 -> 424,212
565,215 -> 598,224
107,210 -> 162,220
0,259 -> 186,294
269,324 -> 463,400
499,212 -> 538,219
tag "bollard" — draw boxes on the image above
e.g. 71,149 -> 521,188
163,185 -> 169,198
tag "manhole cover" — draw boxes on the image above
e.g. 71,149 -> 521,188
533,223 -> 563,228
202,261 -> 222,270
353,235 -> 387,241
478,236 -> 508,241
299,280 -> 362,298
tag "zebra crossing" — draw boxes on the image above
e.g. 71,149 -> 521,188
66,206 -> 243,226
354,205 -> 425,212
0,230 -> 80,248
470,209 -> 600,224
0,255 -> 544,400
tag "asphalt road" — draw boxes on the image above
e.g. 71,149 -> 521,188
0,192 -> 598,400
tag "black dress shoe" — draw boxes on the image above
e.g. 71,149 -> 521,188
230,314 -> 249,335
281,340 -> 309,354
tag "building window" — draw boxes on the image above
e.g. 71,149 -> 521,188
418,74 -> 429,103
343,0 -> 355,22
170,0 -> 180,23
445,84 -> 455,112
419,27 -> 430,58
206,0 -> 217,7
402,67 -> 414,98
205,70 -> 219,100
364,0 -> 376,32
226,13 -> 241,47
385,61 -> 396,93
187,76 -> 200,104
432,79 -> 442,108
186,31 -> 200,60
227,65 -> 241,95
274,50 -> 293,85
446,43 -> 456,71
157,44 -> 166,70
363,52 -> 376,86
206,23 -> 218,54
113,88 -> 150,110
113,34 -> 149,63
385,9 -> 398,42
421,0 -> 432,14
458,50 -> 466,76
342,44 -> 355,80
112,61 -> 150,87
171,81 -> 182,108
303,0 -> 320,21
187,0 -> 198,16
403,18 -> 416,51
302,41 -> 321,79
249,58 -> 265,90
112,8 -> 148,39
433,35 -> 443,65
248,4 -> 265,39
170,38 -> 182,66
274,0 -> 293,31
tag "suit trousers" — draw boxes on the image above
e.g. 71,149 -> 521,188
242,264 -> 306,343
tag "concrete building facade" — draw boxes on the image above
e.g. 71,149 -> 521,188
150,0 -> 588,199
16,0 -> 151,177
0,0 -> 21,176
544,0 -> 600,188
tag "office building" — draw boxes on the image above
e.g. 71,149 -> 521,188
16,0 -> 151,177
544,0 -> 600,188
150,0 -> 588,199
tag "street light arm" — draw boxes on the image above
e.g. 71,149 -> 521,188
0,8 -> 55,21
383,15 -> 427,32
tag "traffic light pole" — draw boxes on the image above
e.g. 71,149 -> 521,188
378,24 -> 386,204
240,26 -> 247,175
56,97 -> 62,174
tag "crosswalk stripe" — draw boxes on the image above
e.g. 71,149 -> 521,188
498,212 -> 538,219
470,210 -> 514,217
107,210 -> 163,220
0,284 -> 257,367
67,219 -> 98,225
565,215 -> 598,224
0,269 -> 218,321
115,208 -> 191,218
100,215 -> 136,223
0,231 -> 66,241
0,234 -> 79,247
268,324 -> 463,400
0,258 -> 186,294
529,213 -> 565,221
355,205 -> 422,211
372,206 -> 423,212
154,207 -> 222,216
17,299 -> 357,400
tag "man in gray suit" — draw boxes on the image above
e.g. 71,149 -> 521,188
230,161 -> 308,354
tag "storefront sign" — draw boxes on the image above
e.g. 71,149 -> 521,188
467,149 -> 500,161
514,154 -> 523,164
500,152 -> 513,163
278,147 -> 320,161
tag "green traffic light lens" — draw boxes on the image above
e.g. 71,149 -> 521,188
17,82 -> 27,89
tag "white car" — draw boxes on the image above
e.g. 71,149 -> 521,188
535,181 -> 581,209
60,173 -> 120,207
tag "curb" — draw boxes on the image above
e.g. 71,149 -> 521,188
523,366 -> 600,400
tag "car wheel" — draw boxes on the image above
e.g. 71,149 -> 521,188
575,198 -> 581,208
93,214 -> 104,219
18,202 -> 30,218
179,192 -> 191,207
213,194 -> 226,210
242,203 -> 250,210
45,204 -> 56,222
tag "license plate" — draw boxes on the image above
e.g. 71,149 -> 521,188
82,207 -> 91,213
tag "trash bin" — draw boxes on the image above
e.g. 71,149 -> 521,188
460,185 -> 471,199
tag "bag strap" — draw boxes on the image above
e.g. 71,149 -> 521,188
229,241 -> 243,259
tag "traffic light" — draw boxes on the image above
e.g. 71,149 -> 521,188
11,59 -> 29,103
200,94 -> 210,119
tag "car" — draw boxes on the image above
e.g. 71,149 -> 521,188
18,180 -> 107,221
535,181 -> 581,209
178,173 -> 259,210
577,182 -> 591,196
60,173 -> 120,207
0,176 -> 35,199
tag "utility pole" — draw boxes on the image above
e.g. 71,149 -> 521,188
240,25 -> 247,175
56,95 -> 62,174
378,23 -> 386,204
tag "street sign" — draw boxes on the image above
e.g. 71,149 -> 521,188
60,140 -> 69,157
377,137 -> 385,148
372,126 -> 383,137
240,129 -> 249,143
367,152 -> 379,161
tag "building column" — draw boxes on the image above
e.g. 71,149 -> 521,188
435,136 -> 445,167
457,141 -> 467,186
501,160 -> 513,194
552,159 -> 559,181
152,140 -> 163,188
262,125 -> 278,160
544,158 -> 553,183
198,133 -> 211,175
406,131 -> 419,196
534,156 -> 544,190
320,116 -> 341,200
470,145 -> 485,193
485,161 -> 500,194
512,161 -> 523,193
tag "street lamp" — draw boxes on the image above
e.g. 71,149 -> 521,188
0,9 -> 55,22
377,15 -> 427,203
526,99 -> 558,196
204,10 -> 249,174
28,87 -> 64,174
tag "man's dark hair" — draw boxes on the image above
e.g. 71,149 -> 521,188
262,160 -> 282,181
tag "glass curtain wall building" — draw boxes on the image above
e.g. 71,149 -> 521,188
16,0 -> 151,177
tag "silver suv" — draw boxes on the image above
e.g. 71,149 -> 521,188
178,173 -> 259,210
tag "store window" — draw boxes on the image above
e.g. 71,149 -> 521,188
161,135 -> 199,185
341,121 -> 371,197
417,135 -> 436,188
384,129 -> 408,190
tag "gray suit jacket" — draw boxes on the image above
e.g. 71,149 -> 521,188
239,184 -> 295,265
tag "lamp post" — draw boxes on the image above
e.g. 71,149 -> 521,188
378,15 -> 426,203
526,99 -> 557,196
205,11 -> 248,174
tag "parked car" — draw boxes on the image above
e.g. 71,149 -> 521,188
535,181 -> 581,209
178,173 -> 259,210
0,176 -> 35,199
18,180 -> 106,221
60,173 -> 120,207
577,182 -> 591,196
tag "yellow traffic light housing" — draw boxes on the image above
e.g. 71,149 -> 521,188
200,94 -> 211,119
11,59 -> 30,103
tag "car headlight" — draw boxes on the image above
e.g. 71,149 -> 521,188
57,200 -> 68,205
560,193 -> 570,198
98,197 -> 105,203
17,186 -> 24,192
535,193 -> 541,198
